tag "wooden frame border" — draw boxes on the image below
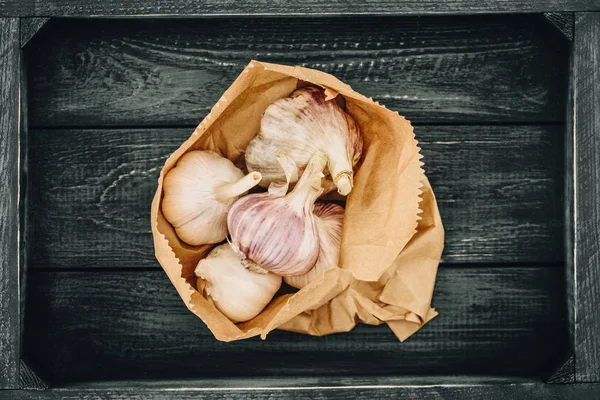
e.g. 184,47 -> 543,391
0,17 -> 21,390
2,7 -> 599,397
573,11 -> 600,383
0,1 -> 600,17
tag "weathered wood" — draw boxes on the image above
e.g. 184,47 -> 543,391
547,355 -> 575,383
20,360 -> 48,390
26,16 -> 568,126
5,383 -> 600,400
59,376 -> 533,389
19,22 -> 29,370
20,17 -> 49,47
564,31 -> 576,373
0,17 -> 20,389
23,267 -> 566,382
26,124 -> 564,270
543,12 -> 575,40
573,12 -> 600,383
2,1 -> 600,17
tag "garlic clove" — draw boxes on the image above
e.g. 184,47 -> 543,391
284,202 -> 344,289
162,150 -> 262,246
195,244 -> 282,323
228,152 -> 327,276
245,86 -> 363,196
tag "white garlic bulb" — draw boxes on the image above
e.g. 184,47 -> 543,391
162,150 -> 262,246
227,152 -> 327,276
284,202 -> 344,289
245,86 -> 363,196
195,244 -> 282,323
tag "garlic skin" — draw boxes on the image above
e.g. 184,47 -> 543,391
162,150 -> 262,246
285,202 -> 344,289
227,152 -> 326,276
195,244 -> 282,323
245,87 -> 363,196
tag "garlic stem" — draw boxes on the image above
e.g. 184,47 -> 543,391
332,171 -> 353,196
214,171 -> 262,202
287,152 -> 327,210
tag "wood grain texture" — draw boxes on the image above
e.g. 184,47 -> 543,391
26,125 -> 564,270
23,267 -> 566,383
543,12 -> 575,40
19,360 -> 48,390
5,383 -> 600,400
0,17 -> 20,389
574,12 -> 600,383
564,34 -> 576,369
25,16 -> 568,127
2,0 -> 600,17
547,354 -> 575,383
19,17 -> 49,48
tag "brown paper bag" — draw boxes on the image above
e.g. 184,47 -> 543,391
150,61 -> 444,342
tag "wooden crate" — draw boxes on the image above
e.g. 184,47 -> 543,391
1,3 -> 599,399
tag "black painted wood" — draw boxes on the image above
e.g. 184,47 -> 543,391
0,17 -> 20,390
564,25 -> 576,380
23,267 -> 566,383
6,383 -> 600,400
19,17 -> 49,48
548,355 -> 575,383
7,382 -> 600,400
26,16 -> 568,127
543,12 -> 575,40
26,125 -> 564,270
574,12 -> 600,383
19,360 -> 48,390
2,1 -> 600,17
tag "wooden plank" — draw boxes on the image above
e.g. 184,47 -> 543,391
23,267 -> 566,382
20,17 -> 49,48
548,41 -> 576,385
25,16 -> 569,126
2,0 -> 600,17
26,124 -> 564,270
0,17 -> 20,389
573,12 -> 600,383
5,383 -> 600,400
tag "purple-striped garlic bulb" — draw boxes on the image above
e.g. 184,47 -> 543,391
245,86 -> 363,196
284,202 -> 344,289
227,152 -> 327,276
162,150 -> 262,246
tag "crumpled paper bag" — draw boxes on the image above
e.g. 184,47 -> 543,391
150,60 -> 444,342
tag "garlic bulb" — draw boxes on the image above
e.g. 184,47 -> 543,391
162,150 -> 262,246
284,202 -> 344,289
195,244 -> 281,323
245,86 -> 363,196
227,152 -> 327,276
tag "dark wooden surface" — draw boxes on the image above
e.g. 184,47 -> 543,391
19,17 -> 49,48
23,267 -> 566,382
26,16 -> 568,126
547,354 -> 575,383
6,382 -> 600,400
26,125 -> 564,270
20,13 -> 575,387
2,0 -> 600,17
564,22 -> 576,383
574,12 -> 600,383
543,12 -> 575,39
0,17 -> 20,390
19,360 -> 48,390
